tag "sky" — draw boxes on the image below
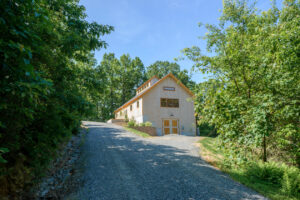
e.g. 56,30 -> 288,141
80,0 -> 282,83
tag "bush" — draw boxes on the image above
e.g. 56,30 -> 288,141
198,123 -> 217,137
127,120 -> 136,127
244,162 -> 284,185
281,167 -> 300,197
145,121 -> 152,127
139,123 -> 146,127
125,115 -> 129,123
243,161 -> 300,198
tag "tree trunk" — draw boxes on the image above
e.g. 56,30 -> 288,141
263,133 -> 267,162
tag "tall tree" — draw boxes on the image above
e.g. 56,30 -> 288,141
119,54 -> 146,103
95,53 -> 146,121
182,0 -> 300,166
0,0 -> 113,195
146,61 -> 195,88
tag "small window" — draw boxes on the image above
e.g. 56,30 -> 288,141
120,111 -> 123,116
137,101 -> 139,108
130,105 -> 132,111
163,87 -> 175,91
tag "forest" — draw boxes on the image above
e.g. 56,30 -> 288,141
0,0 -> 299,199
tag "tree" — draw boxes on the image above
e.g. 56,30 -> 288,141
146,61 -> 195,88
119,54 -> 146,103
182,0 -> 300,166
94,53 -> 146,121
0,0 -> 113,196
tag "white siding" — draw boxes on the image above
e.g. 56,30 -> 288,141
115,98 -> 143,123
142,77 -> 196,136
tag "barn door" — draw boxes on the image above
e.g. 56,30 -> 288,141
163,119 -> 170,135
163,119 -> 179,135
171,119 -> 178,134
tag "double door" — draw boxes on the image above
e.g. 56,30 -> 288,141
163,119 -> 179,135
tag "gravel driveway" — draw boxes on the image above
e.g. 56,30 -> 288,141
68,121 -> 267,200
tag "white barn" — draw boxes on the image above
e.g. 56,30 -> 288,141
114,73 -> 196,136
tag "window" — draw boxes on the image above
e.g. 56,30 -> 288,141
120,111 -> 123,116
161,98 -> 167,107
130,105 -> 132,111
163,86 -> 175,91
137,101 -> 139,108
161,98 -> 179,108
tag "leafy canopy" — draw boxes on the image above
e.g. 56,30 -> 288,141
182,0 -> 300,166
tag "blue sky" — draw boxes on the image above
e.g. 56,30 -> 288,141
80,0 -> 282,83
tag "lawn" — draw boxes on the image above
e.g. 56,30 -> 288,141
124,127 -> 151,138
198,137 -> 300,200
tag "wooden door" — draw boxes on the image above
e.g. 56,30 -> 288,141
163,119 -> 170,135
171,119 -> 178,134
163,119 -> 179,135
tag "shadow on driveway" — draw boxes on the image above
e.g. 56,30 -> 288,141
71,122 -> 266,200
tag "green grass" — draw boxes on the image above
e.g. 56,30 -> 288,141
198,137 -> 299,200
200,137 -> 222,155
124,127 -> 151,138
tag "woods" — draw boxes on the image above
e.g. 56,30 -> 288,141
183,0 -> 300,198
184,0 -> 299,167
0,0 -> 113,195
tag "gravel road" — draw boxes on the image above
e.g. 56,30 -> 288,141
68,121 -> 267,200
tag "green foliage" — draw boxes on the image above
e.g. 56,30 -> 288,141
145,121 -> 153,127
281,167 -> 300,197
244,162 -> 284,185
139,123 -> 146,127
200,136 -> 300,199
146,61 -> 195,88
124,127 -> 151,138
95,53 -> 147,121
0,0 -> 112,196
198,123 -> 216,137
127,120 -> 136,127
0,148 -> 9,164
183,0 -> 300,166
125,115 -> 129,123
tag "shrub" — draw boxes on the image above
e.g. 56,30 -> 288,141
281,167 -> 300,197
145,121 -> 152,127
244,162 -> 284,185
125,115 -> 129,123
139,123 -> 146,127
127,120 -> 136,127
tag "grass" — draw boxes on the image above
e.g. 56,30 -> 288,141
198,137 -> 223,168
124,127 -> 151,138
198,137 -> 299,200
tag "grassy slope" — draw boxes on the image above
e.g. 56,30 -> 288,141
198,137 -> 298,200
124,127 -> 151,138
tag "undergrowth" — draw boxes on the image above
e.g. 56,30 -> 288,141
199,137 -> 300,200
